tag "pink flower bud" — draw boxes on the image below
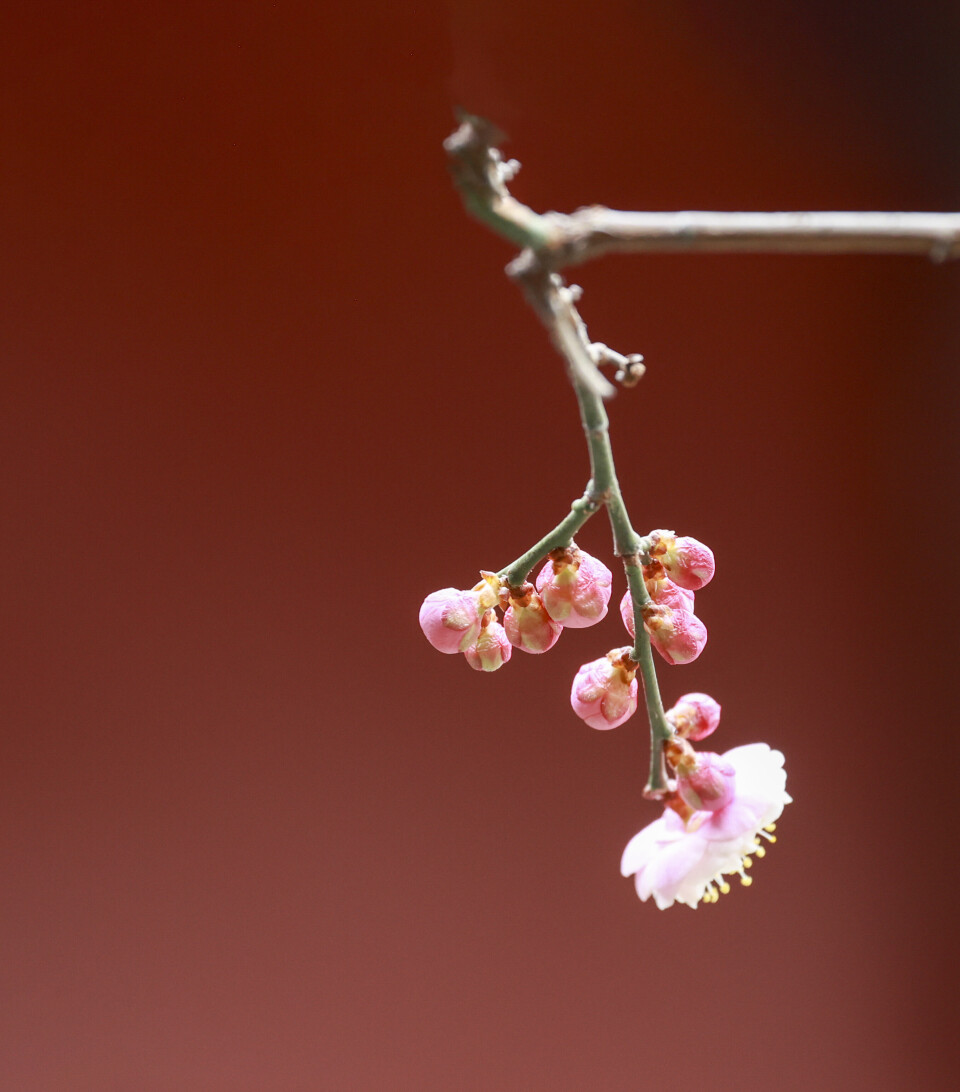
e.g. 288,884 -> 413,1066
620,588 -> 637,639
667,692 -> 722,741
677,752 -> 736,812
570,648 -> 639,730
535,545 -> 612,628
643,603 -> 708,665
619,577 -> 694,641
647,574 -> 695,612
419,587 -> 483,654
418,574 -> 500,655
651,531 -> 715,591
463,614 -> 512,672
503,585 -> 562,653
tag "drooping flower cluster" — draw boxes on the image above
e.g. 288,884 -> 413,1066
418,544 -> 612,671
619,531 -> 713,665
419,532 -> 714,726
419,528 -> 788,911
620,693 -> 791,909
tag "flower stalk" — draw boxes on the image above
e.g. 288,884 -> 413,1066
498,489 -> 600,588
572,376 -> 673,795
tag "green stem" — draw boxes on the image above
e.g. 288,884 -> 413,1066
574,381 -> 673,797
445,117 -> 674,799
623,560 -> 673,797
499,487 -> 601,588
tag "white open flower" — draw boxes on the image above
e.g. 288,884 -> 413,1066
620,743 -> 791,909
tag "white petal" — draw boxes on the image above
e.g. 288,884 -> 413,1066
642,834 -> 708,907
621,816 -> 674,877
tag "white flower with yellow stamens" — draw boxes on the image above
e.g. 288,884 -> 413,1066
620,743 -> 791,909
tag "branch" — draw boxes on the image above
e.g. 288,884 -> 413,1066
444,111 -> 954,801
507,254 -> 619,398
446,114 -> 960,270
544,209 -> 960,267
498,488 -> 602,588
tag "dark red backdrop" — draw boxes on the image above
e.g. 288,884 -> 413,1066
2,3 -> 958,1088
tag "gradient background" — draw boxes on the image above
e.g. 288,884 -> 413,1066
2,2 -> 959,1089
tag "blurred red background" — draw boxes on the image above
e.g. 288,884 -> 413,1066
2,2 -> 958,1088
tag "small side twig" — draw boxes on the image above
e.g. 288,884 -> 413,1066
446,112 -> 960,399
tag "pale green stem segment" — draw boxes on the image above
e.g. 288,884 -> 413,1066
574,381 -> 674,797
448,114 -> 674,796
499,489 -> 600,588
496,376 -> 674,796
623,559 -> 672,796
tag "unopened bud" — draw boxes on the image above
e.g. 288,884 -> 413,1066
620,588 -> 638,640
570,648 -> 639,730
676,752 -> 736,812
667,692 -> 722,741
642,603 -> 708,665
418,574 -> 500,655
503,584 -> 562,653
463,612 -> 512,672
536,545 -> 612,628
646,573 -> 695,612
619,576 -> 694,642
419,587 -> 483,654
651,531 -> 715,592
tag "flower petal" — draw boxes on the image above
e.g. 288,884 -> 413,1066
640,834 -> 709,908
621,817 -> 673,877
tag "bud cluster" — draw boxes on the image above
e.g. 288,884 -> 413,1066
418,544 -> 612,672
620,531 -> 714,665
420,533 -> 716,740
418,524 -> 789,910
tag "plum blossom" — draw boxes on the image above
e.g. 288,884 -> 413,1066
620,578 -> 693,638
620,744 -> 790,909
419,587 -> 484,654
620,589 -> 707,665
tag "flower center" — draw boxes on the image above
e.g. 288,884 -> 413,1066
700,824 -> 778,905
